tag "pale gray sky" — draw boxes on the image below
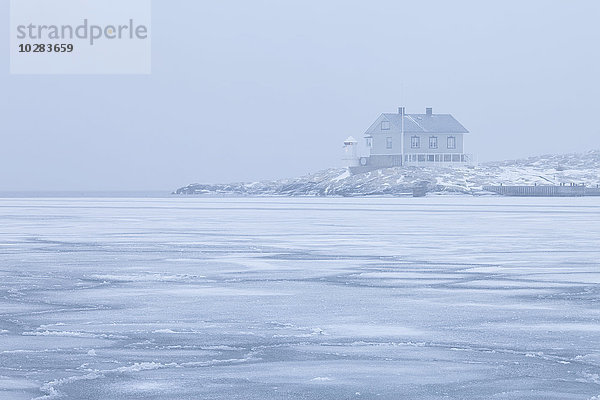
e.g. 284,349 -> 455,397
1,0 -> 599,191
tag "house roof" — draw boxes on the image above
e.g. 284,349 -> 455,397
368,113 -> 469,134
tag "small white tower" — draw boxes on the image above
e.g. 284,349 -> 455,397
342,136 -> 359,167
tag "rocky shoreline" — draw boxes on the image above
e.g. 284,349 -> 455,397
175,151 -> 600,197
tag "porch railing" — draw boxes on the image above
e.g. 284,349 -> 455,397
404,153 -> 475,164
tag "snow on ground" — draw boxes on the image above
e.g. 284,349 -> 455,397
176,150 -> 600,196
1,197 -> 600,399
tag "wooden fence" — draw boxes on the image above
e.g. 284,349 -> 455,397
483,185 -> 600,197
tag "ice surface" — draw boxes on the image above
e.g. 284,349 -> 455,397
1,197 -> 600,399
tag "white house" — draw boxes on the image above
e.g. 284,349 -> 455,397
344,107 -> 472,171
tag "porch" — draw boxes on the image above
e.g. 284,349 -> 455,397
404,153 -> 474,165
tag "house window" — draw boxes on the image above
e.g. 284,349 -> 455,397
381,121 -> 390,130
386,137 -> 393,149
447,136 -> 456,149
366,138 -> 372,147
429,136 -> 438,149
411,136 -> 420,149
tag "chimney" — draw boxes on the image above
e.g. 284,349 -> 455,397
426,107 -> 433,116
398,107 -> 405,115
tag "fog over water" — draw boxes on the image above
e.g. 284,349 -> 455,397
1,0 -> 599,191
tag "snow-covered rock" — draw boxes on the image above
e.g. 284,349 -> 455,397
175,150 -> 600,196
